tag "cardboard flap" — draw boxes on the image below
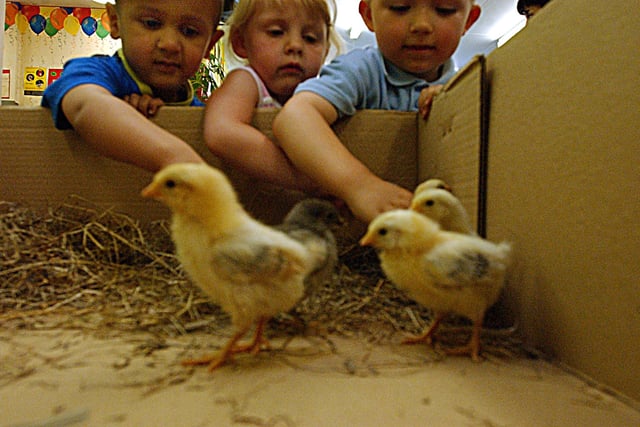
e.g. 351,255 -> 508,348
418,55 -> 486,235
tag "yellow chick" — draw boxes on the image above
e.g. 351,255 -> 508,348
142,163 -> 312,371
410,188 -> 476,235
360,210 -> 511,361
413,178 -> 452,196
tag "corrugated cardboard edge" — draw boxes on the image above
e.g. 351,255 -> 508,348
0,107 -> 416,230
418,55 -> 486,235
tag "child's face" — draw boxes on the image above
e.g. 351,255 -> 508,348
231,0 -> 330,104
108,0 -> 223,96
359,0 -> 480,80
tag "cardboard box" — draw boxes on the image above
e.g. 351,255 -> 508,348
0,107 -> 417,227
481,0 -> 640,402
0,0 -> 638,405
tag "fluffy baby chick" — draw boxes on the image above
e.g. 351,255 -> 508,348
276,199 -> 340,292
142,163 -> 312,371
360,210 -> 511,361
413,178 -> 452,196
410,188 -> 476,235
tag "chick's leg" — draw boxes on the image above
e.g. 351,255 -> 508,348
444,319 -> 482,362
403,312 -> 446,345
232,317 -> 271,355
182,327 -> 249,371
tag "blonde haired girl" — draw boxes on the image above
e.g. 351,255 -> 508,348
204,0 -> 342,191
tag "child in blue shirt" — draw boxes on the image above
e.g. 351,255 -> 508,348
42,0 -> 224,172
273,0 -> 481,223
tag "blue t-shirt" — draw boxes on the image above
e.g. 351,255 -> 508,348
42,49 -> 202,129
295,45 -> 456,117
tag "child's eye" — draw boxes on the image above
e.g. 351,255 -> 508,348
181,26 -> 201,38
303,33 -> 320,44
266,26 -> 285,37
389,5 -> 410,13
435,6 -> 458,16
141,18 -> 162,30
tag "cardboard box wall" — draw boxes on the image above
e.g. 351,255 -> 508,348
1,0 -> 638,405
480,0 -> 640,403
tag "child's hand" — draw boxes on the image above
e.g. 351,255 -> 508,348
418,85 -> 443,120
345,176 -> 412,223
123,93 -> 165,118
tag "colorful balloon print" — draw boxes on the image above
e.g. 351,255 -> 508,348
5,5 -> 117,38
63,15 -> 80,35
21,6 -> 40,21
45,18 -> 58,36
50,8 -> 67,30
15,12 -> 29,33
96,21 -> 110,39
81,16 -> 97,36
5,3 -> 20,26
73,8 -> 91,23
29,14 -> 46,34
100,11 -> 111,32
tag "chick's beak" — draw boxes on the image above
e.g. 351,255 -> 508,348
141,182 -> 161,199
360,231 -> 374,247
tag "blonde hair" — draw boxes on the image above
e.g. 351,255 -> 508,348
227,0 -> 343,62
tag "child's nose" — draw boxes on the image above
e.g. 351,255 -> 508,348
410,7 -> 435,33
157,29 -> 181,52
284,34 -> 304,55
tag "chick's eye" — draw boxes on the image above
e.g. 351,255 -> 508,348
425,200 -> 435,207
165,179 -> 177,189
378,228 -> 388,236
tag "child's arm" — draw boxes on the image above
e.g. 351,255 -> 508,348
273,92 -> 412,223
203,70 -> 318,192
62,84 -> 203,172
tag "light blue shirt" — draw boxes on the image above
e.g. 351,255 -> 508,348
295,45 -> 456,117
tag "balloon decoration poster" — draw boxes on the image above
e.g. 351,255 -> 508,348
4,3 -> 111,38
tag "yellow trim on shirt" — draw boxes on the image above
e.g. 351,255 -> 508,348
117,49 -> 195,106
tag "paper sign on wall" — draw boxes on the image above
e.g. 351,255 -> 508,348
2,70 -> 10,100
48,68 -> 63,86
24,66 -> 47,96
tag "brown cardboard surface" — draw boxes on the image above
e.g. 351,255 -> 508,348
0,107 -> 416,227
419,56 -> 486,235
485,0 -> 640,401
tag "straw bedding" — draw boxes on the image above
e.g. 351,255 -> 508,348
0,198 -> 522,355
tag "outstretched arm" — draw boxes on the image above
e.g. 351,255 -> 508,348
62,84 -> 203,172
273,92 -> 412,223
203,70 -> 318,193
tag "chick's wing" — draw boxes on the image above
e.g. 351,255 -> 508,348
421,237 -> 506,289
211,228 -> 309,285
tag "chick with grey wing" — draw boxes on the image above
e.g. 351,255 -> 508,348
276,199 -> 340,292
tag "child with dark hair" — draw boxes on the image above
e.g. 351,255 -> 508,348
517,0 -> 551,19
